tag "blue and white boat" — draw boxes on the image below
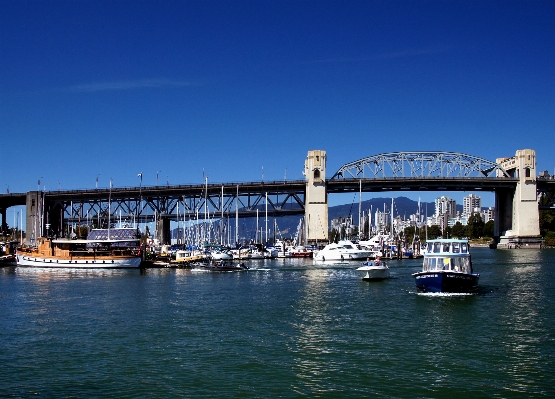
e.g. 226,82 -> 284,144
412,239 -> 479,293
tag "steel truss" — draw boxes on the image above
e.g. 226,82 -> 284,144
331,151 -> 510,180
44,181 -> 306,226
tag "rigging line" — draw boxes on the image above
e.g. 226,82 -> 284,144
347,190 -> 358,221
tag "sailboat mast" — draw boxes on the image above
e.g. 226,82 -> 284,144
358,179 -> 362,240
108,179 -> 112,240
235,184 -> 239,246
221,185 -> 224,246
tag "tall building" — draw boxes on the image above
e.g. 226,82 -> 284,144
463,194 -> 482,216
435,196 -> 456,218
435,196 -> 456,232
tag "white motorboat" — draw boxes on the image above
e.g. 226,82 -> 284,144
356,258 -> 390,280
313,240 -> 374,261
209,248 -> 234,260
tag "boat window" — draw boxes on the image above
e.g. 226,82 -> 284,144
442,243 -> 450,253
433,243 -> 441,253
461,258 -> 471,273
452,243 -> 460,253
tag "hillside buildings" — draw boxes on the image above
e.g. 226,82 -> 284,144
425,194 -> 494,231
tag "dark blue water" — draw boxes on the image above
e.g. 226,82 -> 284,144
1,248 -> 554,398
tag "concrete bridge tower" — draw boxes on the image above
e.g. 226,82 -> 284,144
495,149 -> 541,248
304,150 -> 329,244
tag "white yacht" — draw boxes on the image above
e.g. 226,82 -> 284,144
313,240 -> 374,261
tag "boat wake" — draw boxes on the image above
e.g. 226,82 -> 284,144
412,291 -> 476,297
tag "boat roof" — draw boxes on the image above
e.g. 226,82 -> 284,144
87,228 -> 140,241
424,238 -> 469,243
52,238 -> 140,244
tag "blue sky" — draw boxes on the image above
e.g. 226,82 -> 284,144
1,0 -> 554,210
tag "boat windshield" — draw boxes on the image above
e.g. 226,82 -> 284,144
423,256 -> 471,273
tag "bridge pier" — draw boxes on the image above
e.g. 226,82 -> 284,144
304,150 -> 329,245
25,191 -> 42,246
0,207 -> 7,235
156,217 -> 171,245
494,149 -> 542,248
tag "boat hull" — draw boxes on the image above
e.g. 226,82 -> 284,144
413,271 -> 479,293
210,252 -> 234,260
314,251 -> 373,261
16,254 -> 142,268
357,266 -> 390,280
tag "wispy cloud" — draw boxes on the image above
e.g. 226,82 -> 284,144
64,78 -> 196,93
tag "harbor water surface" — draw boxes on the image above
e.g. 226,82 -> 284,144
1,248 -> 554,398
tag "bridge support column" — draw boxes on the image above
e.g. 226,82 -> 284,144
494,149 -> 541,248
0,207 -> 7,235
304,150 -> 328,246
25,191 -> 42,246
156,217 -> 171,245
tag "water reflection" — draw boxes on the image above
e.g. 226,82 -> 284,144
498,249 -> 553,394
288,266 -> 354,396
12,266 -> 140,279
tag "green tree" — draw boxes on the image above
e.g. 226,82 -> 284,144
328,228 -> 339,243
544,231 -> 555,247
403,226 -> 416,245
539,191 -> 555,236
426,225 -> 442,240
466,213 -> 485,239
483,220 -> 494,238
451,222 -> 466,238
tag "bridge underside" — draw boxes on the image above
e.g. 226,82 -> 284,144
326,177 -> 518,193
15,181 -> 307,245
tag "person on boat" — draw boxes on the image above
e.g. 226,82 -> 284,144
363,257 -> 373,266
374,256 -> 380,266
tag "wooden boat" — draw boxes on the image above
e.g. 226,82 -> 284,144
16,230 -> 142,268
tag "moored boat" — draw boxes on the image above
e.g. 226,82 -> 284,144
313,240 -> 374,261
172,248 -> 206,265
412,239 -> 479,293
16,228 -> 142,268
286,245 -> 314,258
0,241 -> 18,265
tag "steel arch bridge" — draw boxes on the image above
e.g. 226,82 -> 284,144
330,151 -> 510,180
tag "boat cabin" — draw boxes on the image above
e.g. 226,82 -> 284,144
422,240 -> 472,273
